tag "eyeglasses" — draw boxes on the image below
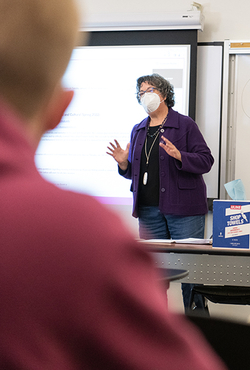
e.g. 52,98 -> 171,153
137,87 -> 158,99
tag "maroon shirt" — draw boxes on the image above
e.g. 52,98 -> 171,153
0,100 -> 226,370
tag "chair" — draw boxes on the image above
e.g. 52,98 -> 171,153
187,313 -> 250,370
189,285 -> 250,306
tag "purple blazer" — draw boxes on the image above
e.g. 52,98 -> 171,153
119,108 -> 214,218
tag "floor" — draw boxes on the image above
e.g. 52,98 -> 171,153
168,282 -> 250,323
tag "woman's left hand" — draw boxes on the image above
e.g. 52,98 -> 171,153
159,136 -> 182,162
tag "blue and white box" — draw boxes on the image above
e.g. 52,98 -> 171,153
213,200 -> 250,249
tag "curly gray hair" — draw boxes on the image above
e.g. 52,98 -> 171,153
136,73 -> 175,108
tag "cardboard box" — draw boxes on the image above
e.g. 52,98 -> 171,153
213,200 -> 250,249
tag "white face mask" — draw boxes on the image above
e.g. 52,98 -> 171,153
140,92 -> 162,114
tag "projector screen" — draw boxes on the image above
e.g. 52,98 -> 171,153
35,44 -> 190,205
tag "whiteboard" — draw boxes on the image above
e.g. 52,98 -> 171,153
34,39 -> 224,212
35,44 -> 191,204
233,55 -> 250,198
196,43 -> 223,199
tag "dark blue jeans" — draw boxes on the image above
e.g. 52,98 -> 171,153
138,206 -> 206,312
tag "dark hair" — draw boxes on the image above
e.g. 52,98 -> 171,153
136,73 -> 175,108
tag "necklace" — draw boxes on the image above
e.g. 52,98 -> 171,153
147,127 -> 161,138
147,123 -> 163,138
143,114 -> 168,185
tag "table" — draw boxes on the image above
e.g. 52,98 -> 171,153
157,268 -> 189,282
145,241 -> 250,286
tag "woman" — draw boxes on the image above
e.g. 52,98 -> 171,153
107,73 -> 213,313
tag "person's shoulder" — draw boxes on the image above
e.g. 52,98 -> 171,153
34,180 -> 116,221
171,108 -> 195,125
170,109 -> 200,134
132,117 -> 149,131
20,177 -> 116,228
26,178 -> 137,253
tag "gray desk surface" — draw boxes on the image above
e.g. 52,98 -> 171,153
146,242 -> 250,287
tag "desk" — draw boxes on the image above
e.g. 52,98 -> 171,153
157,268 -> 189,282
146,242 -> 250,286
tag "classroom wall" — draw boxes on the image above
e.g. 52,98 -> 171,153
75,0 -> 248,238
77,0 -> 249,43
75,0 -> 250,322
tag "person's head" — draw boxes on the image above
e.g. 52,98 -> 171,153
0,0 -> 82,123
136,73 -> 175,108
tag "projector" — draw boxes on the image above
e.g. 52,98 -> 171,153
81,10 -> 204,32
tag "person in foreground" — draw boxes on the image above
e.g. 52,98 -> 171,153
107,74 -> 213,313
0,1 -> 227,369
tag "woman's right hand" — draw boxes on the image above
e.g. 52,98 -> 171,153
106,139 -> 130,171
